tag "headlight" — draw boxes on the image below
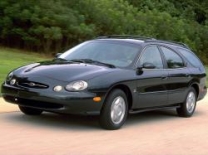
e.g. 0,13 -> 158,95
6,72 -> 13,81
65,80 -> 88,91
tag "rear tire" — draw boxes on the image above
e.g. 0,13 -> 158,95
19,105 -> 43,115
177,87 -> 197,117
99,89 -> 128,130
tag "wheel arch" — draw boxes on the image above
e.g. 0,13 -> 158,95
103,84 -> 133,110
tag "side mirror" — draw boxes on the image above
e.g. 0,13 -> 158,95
136,62 -> 156,75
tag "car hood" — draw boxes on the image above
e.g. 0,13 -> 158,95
15,61 -> 115,81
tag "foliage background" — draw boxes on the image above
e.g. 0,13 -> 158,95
0,0 -> 208,63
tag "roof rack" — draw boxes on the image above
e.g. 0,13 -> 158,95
145,39 -> 190,49
96,35 -> 156,40
96,35 -> 190,49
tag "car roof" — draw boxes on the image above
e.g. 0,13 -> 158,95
95,35 -> 190,50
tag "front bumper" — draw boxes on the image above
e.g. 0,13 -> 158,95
1,82 -> 104,115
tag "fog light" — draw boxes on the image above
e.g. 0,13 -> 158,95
93,97 -> 101,102
10,79 -> 16,85
54,85 -> 63,92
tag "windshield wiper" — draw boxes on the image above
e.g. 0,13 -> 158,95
70,59 -> 116,68
53,58 -> 80,64
53,57 -> 67,61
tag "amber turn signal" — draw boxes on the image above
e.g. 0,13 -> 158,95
93,97 -> 101,102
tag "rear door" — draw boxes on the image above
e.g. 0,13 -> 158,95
159,46 -> 190,104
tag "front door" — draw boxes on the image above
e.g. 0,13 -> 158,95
133,45 -> 168,109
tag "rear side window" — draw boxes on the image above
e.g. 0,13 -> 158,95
177,48 -> 203,68
160,46 -> 184,68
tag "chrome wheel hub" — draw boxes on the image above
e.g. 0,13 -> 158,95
186,92 -> 196,113
111,96 -> 126,124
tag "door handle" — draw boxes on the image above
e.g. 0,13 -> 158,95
161,76 -> 168,80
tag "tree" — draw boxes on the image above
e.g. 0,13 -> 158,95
0,0 -> 207,63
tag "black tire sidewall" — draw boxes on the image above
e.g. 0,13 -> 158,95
177,87 -> 197,117
185,88 -> 197,115
100,89 -> 128,130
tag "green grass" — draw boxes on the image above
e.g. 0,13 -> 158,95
0,47 -> 50,94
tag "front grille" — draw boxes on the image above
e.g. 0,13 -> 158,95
6,77 -> 49,89
17,81 -> 49,89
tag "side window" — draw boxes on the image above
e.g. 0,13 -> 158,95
139,46 -> 163,69
161,47 -> 184,69
177,48 -> 203,68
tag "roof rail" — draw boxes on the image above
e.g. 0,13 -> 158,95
96,35 -> 156,40
145,39 -> 190,49
96,35 -> 190,49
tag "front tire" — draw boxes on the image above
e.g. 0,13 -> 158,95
19,105 -> 43,115
99,89 -> 128,130
177,87 -> 197,117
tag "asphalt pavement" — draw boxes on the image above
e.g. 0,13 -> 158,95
0,95 -> 208,155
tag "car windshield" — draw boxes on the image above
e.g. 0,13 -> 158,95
59,41 -> 140,68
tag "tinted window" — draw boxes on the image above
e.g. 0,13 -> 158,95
178,48 -> 202,68
139,46 -> 163,69
161,47 -> 184,68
